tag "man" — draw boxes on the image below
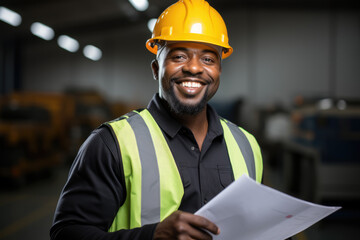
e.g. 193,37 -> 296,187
51,0 -> 263,239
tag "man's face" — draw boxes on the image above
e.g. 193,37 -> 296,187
152,42 -> 222,115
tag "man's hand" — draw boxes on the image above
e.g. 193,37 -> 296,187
153,210 -> 220,240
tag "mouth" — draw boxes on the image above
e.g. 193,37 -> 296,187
173,79 -> 207,96
180,81 -> 203,88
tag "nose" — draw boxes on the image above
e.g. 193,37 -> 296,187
182,57 -> 204,75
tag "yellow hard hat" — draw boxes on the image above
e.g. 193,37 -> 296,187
146,0 -> 233,59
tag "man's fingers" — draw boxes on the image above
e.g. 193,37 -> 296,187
153,210 -> 220,240
180,212 -> 220,235
175,223 -> 213,240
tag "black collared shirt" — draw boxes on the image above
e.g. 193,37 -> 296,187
51,94 -> 236,240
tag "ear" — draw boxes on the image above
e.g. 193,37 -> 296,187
151,59 -> 159,81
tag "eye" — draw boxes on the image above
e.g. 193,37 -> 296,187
172,54 -> 187,61
202,56 -> 215,64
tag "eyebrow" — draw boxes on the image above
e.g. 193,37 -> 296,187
168,47 -> 220,59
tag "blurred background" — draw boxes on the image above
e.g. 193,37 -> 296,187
0,0 -> 359,239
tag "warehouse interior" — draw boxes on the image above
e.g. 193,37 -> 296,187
0,0 -> 360,239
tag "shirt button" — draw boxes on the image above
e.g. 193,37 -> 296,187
191,146 -> 195,151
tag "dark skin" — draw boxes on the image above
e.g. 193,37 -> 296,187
151,42 -> 222,150
151,42 -> 222,239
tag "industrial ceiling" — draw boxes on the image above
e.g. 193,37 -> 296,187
1,0 -> 358,43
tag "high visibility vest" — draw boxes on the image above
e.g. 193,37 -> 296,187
107,109 -> 262,232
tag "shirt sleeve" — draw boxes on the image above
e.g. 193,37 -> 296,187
50,126 -> 157,240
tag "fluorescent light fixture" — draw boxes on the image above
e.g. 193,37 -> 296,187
317,98 -> 333,110
30,22 -> 54,40
129,0 -> 149,12
0,6 -> 22,26
57,35 -> 79,52
147,18 -> 157,32
83,45 -> 102,61
337,99 -> 347,110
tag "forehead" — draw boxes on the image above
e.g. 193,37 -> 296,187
161,41 -> 222,57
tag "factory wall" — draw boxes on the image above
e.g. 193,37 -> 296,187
21,8 -> 360,107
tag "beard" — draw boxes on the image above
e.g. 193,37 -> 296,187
166,85 -> 208,116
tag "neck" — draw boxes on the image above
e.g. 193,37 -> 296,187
173,106 -> 209,151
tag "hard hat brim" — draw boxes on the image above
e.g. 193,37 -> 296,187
146,37 -> 233,59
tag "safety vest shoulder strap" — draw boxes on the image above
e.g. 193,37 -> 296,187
107,109 -> 183,231
220,118 -> 263,183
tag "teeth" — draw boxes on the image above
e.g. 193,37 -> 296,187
181,82 -> 201,88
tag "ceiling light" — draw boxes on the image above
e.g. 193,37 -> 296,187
0,6 -> 22,26
30,22 -> 54,40
128,0 -> 149,12
83,45 -> 102,61
57,35 -> 79,52
337,100 -> 347,110
317,98 -> 333,110
147,18 -> 157,32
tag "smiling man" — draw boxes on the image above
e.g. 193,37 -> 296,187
154,42 -> 222,116
151,41 -> 223,150
51,1 -> 263,240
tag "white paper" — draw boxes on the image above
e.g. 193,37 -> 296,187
195,175 -> 341,240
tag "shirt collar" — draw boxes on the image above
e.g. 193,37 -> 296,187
147,93 -> 224,139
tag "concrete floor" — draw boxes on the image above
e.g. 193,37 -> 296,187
0,169 -> 65,240
0,165 -> 359,240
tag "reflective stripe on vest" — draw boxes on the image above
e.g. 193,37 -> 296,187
221,119 -> 263,182
107,109 -> 263,232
